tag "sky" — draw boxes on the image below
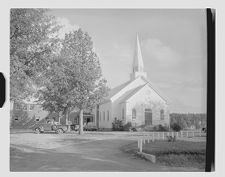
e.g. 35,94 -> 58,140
49,9 -> 207,113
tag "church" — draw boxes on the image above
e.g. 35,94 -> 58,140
94,36 -> 170,129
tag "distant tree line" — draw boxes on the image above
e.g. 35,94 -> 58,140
170,113 -> 206,130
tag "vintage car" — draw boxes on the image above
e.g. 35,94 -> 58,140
34,119 -> 68,134
70,124 -> 98,131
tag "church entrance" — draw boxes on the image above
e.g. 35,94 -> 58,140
145,108 -> 152,125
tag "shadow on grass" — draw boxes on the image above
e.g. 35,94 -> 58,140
120,140 -> 206,169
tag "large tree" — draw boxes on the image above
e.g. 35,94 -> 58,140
40,29 -> 108,134
10,9 -> 60,101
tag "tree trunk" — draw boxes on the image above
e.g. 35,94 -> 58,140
58,112 -> 61,124
79,109 -> 84,135
66,109 -> 71,132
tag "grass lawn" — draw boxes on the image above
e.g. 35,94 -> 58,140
121,140 -> 206,169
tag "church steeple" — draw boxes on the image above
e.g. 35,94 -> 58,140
130,34 -> 147,80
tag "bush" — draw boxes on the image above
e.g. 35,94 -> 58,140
144,126 -> 155,132
171,123 -> 182,132
112,119 -> 124,131
112,120 -> 135,131
153,124 -> 169,132
123,122 -> 132,131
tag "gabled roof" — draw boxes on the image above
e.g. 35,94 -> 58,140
141,77 -> 168,103
100,76 -> 168,105
104,79 -> 133,100
119,84 -> 147,103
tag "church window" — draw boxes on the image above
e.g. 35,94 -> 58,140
107,110 -> 109,121
132,108 -> 136,119
160,109 -> 165,120
122,108 -> 125,120
99,112 -> 101,121
103,111 -> 105,121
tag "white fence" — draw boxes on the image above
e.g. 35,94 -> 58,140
137,130 -> 206,153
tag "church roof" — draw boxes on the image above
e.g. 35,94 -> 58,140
100,76 -> 168,105
119,84 -> 147,103
105,80 -> 133,100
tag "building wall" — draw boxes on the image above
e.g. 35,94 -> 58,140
111,77 -> 146,102
125,85 -> 169,127
111,77 -> 146,122
55,109 -> 96,127
11,101 -> 97,128
10,102 -> 49,128
98,102 -> 112,129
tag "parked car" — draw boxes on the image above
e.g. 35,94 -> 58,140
70,124 -> 80,131
70,124 -> 98,131
84,125 -> 98,131
34,119 -> 68,134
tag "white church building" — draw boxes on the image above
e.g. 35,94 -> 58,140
95,36 -> 170,129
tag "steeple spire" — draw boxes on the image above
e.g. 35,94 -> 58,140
130,34 -> 147,80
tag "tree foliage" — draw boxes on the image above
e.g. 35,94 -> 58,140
10,9 -> 60,101
170,113 -> 206,130
40,29 -> 109,134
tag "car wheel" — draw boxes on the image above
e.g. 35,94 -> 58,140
56,128 -> 63,134
34,128 -> 41,134
51,125 -> 57,131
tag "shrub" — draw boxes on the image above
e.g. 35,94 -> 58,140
167,135 -> 177,142
112,120 -> 135,131
158,124 -> 169,131
144,126 -> 155,132
123,122 -> 132,131
153,124 -> 169,132
171,123 -> 182,132
112,119 -> 124,131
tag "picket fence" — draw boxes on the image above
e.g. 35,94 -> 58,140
137,130 -> 206,153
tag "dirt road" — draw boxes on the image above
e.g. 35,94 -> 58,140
10,131 -> 203,172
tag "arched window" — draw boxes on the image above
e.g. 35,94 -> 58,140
160,109 -> 165,120
107,110 -> 109,121
132,108 -> 136,119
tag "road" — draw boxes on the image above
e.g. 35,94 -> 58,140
10,131 -> 203,172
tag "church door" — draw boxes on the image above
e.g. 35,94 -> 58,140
145,109 -> 152,125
